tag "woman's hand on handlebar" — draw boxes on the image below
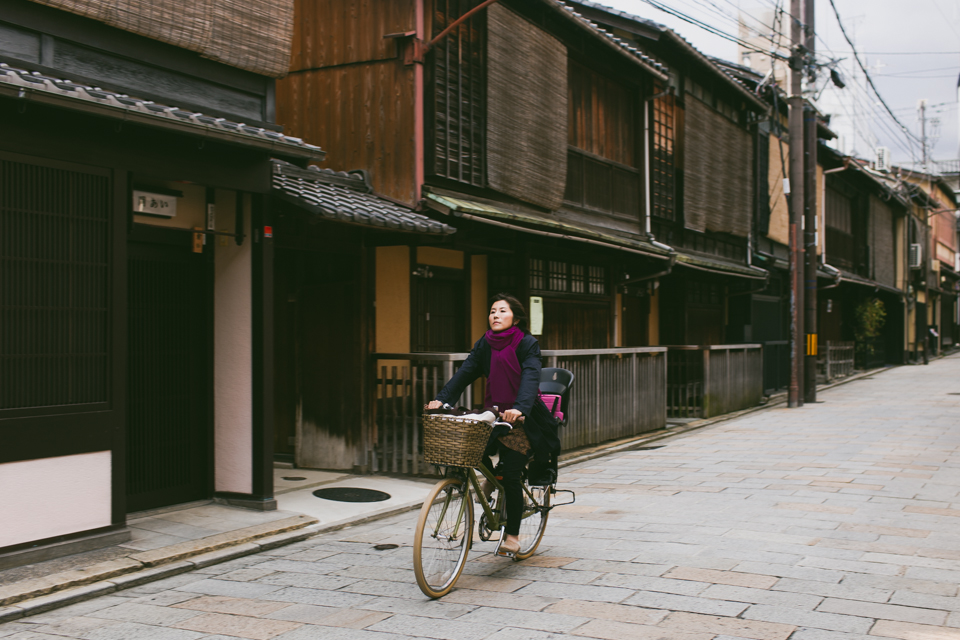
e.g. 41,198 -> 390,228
425,400 -> 442,410
500,409 -> 523,424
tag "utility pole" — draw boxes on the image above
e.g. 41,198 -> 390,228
788,0 -> 805,407
918,98 -> 928,172
803,0 -> 818,403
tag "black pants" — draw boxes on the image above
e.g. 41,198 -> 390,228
482,443 -> 529,536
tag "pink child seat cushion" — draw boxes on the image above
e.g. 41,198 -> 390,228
539,393 -> 564,422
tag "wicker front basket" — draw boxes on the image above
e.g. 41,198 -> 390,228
422,414 -> 492,468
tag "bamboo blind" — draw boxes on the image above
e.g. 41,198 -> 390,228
29,0 -> 293,77
683,98 -> 753,238
486,4 -> 568,211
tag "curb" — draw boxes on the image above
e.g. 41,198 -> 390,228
0,517 -> 317,621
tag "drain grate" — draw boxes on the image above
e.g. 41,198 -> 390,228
282,477 -> 307,481
313,487 -> 391,502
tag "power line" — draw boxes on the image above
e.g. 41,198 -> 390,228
635,0 -> 794,61
824,0 -> 924,149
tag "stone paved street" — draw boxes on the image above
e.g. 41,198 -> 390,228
3,355 -> 959,640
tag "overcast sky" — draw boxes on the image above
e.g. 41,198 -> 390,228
603,0 -> 960,170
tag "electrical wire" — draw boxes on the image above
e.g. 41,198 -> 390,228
824,0 -> 924,150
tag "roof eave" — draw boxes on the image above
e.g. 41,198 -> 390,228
546,2 -> 668,81
0,83 -> 326,163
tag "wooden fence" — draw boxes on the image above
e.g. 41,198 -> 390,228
667,345 -> 764,419
818,341 -> 855,381
372,348 -> 667,474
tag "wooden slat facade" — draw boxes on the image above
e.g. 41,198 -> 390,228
277,63 -> 417,205
277,0 -> 418,204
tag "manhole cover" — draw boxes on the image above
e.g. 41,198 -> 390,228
313,487 -> 391,502
282,477 -> 307,481
949,393 -> 960,396
374,544 -> 399,551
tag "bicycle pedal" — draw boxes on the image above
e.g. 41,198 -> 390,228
494,538 -> 516,558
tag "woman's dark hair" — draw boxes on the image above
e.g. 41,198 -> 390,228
488,293 -> 528,332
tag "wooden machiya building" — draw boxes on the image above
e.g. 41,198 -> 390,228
0,0 -> 326,560
565,2 -> 770,347
276,0 -> 679,369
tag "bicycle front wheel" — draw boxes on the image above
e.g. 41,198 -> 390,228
514,484 -> 550,560
413,477 -> 474,598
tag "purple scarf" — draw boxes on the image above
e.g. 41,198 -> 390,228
483,326 -> 524,410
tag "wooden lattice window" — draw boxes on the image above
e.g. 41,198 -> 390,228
427,0 -> 486,187
530,258 -> 606,296
564,60 -> 640,219
651,85 -> 676,221
0,157 -> 111,411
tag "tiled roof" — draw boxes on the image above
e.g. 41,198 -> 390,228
0,63 -> 325,162
549,1 -> 669,80
273,162 -> 456,235
563,1 -> 767,111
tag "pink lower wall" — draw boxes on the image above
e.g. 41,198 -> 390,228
1,451 -> 111,548
214,192 -> 253,494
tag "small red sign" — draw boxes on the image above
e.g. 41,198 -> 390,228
264,226 -> 273,238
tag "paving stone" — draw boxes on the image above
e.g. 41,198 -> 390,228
541,599 -> 667,625
440,589 -> 558,612
171,595 -> 292,617
79,621 -> 206,640
698,584 -> 822,610
570,618 -> 713,640
816,598 -> 948,626
256,573 -> 360,591
172,579 -> 283,600
514,582 -> 634,603
456,606 -> 589,633
870,619 -> 960,640
355,596 -> 474,620
658,611 -> 796,640
261,587 -> 375,609
592,574 -> 710,596
273,627 -> 414,640
663,567 -> 779,589
623,591 -> 749,617
771,577 -> 890,603
85,602 -> 203,626
172,612 -> 302,639
367,613 -> 498,640
740,604 -> 874,634
838,573 -> 957,597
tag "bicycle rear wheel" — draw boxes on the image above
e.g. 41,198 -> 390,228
413,477 -> 474,598
514,484 -> 550,560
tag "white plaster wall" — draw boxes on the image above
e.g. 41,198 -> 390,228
214,192 -> 253,494
0,452 -> 111,548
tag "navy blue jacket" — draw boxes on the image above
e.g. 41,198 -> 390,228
435,333 -> 561,456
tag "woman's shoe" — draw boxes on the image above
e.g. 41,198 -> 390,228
496,537 -> 520,557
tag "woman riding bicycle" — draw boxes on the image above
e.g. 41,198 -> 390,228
425,293 -> 561,557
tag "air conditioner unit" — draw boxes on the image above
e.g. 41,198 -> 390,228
875,147 -> 891,172
909,243 -> 923,269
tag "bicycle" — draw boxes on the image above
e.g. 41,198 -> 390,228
412,411 -> 574,599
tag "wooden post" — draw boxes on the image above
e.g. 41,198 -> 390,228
702,348 -> 711,418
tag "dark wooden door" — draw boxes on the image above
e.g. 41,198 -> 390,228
541,300 -> 611,349
414,273 -> 465,352
126,241 -> 210,512
296,258 -> 362,470
622,295 -> 650,347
